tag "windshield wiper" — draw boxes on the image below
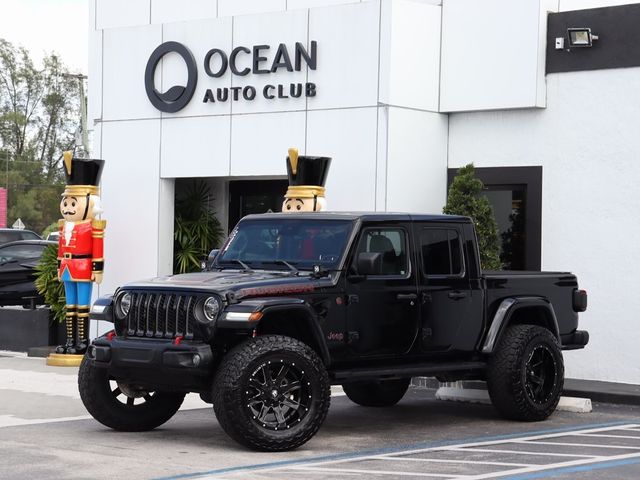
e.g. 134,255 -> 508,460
262,260 -> 299,275
260,260 -> 300,275
217,259 -> 252,271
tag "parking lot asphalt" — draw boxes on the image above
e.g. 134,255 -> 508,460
1,352 -> 640,480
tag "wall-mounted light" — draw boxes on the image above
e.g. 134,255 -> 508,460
555,28 -> 599,50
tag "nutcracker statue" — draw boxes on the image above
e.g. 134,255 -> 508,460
282,148 -> 332,213
47,151 -> 105,367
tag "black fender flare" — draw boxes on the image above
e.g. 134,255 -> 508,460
219,297 -> 331,365
481,297 -> 560,354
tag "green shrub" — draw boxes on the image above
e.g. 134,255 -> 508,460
174,181 -> 224,274
444,164 -> 502,270
34,244 -> 66,322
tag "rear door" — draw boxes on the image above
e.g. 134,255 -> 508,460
414,223 -> 483,353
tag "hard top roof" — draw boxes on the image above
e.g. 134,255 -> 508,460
241,212 -> 472,223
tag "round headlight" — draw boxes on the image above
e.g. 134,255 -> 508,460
115,292 -> 131,319
203,296 -> 221,322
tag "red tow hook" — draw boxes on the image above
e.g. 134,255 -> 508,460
173,336 -> 184,345
106,331 -> 116,341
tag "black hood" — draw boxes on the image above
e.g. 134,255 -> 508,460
122,270 -> 332,299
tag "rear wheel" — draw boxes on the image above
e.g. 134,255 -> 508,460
342,378 -> 410,407
78,356 -> 185,431
213,335 -> 330,451
487,325 -> 564,421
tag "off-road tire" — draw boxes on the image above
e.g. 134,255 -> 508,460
78,356 -> 185,431
342,378 -> 410,407
487,325 -> 564,421
212,335 -> 330,451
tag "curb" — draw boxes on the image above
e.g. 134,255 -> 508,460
412,377 -> 640,407
434,386 -> 593,413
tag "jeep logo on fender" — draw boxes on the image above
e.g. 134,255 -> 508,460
145,41 -> 198,113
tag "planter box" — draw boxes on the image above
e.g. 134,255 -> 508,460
0,307 -> 64,351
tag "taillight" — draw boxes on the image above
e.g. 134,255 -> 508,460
573,289 -> 588,312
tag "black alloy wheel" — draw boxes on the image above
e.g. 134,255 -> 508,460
524,344 -> 558,405
213,335 -> 331,451
246,359 -> 312,431
487,324 -> 564,422
78,356 -> 185,431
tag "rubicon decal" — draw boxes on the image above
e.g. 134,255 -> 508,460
145,40 -> 318,112
145,41 -> 198,113
237,284 -> 316,299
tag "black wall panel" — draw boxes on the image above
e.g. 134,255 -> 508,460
547,4 -> 640,73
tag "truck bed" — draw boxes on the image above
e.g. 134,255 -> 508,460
482,270 -> 580,337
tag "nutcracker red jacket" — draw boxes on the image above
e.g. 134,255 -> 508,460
58,219 -> 105,281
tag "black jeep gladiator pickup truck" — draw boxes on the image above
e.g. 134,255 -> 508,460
82,213 -> 588,451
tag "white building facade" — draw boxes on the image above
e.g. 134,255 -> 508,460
88,0 -> 640,384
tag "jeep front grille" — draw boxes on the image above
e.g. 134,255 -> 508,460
125,292 -> 197,340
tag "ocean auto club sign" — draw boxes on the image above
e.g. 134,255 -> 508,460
145,41 -> 318,113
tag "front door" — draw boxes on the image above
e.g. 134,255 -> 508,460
414,224 -> 483,353
345,224 -> 419,358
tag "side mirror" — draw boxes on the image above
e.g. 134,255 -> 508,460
203,249 -> 220,271
357,252 -> 382,276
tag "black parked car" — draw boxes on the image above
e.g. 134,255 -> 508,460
85,213 -> 588,451
0,228 -> 41,245
0,240 -> 56,307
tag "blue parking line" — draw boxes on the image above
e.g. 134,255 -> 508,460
154,420 -> 636,480
504,457 -> 640,479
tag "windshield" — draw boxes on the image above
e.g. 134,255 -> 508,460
216,218 -> 354,271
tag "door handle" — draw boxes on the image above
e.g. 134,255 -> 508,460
397,293 -> 418,301
448,291 -> 468,300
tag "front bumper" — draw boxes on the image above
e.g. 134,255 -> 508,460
89,336 -> 214,392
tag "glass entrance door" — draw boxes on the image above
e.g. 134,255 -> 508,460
228,180 -> 288,232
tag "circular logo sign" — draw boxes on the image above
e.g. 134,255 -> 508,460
145,41 -> 198,113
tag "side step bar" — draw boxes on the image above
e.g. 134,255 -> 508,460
331,361 -> 487,383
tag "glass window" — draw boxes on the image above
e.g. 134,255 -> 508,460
216,218 -> 353,271
0,244 -> 44,261
421,229 -> 463,276
354,228 -> 408,276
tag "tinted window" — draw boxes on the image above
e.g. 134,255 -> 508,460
0,231 -> 23,244
21,231 -> 40,240
420,229 -> 463,276
217,218 -> 353,270
354,228 -> 408,276
0,244 -> 45,260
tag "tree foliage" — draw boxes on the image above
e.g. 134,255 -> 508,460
0,38 -> 80,233
174,181 -> 224,274
443,164 -> 502,270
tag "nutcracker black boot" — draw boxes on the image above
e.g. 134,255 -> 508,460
68,306 -> 90,355
56,306 -> 77,354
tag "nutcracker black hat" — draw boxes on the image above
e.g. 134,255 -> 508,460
284,148 -> 332,199
62,151 -> 105,196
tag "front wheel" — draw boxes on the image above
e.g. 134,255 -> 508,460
78,356 -> 185,431
212,335 -> 330,451
342,378 -> 410,407
487,325 -> 564,421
